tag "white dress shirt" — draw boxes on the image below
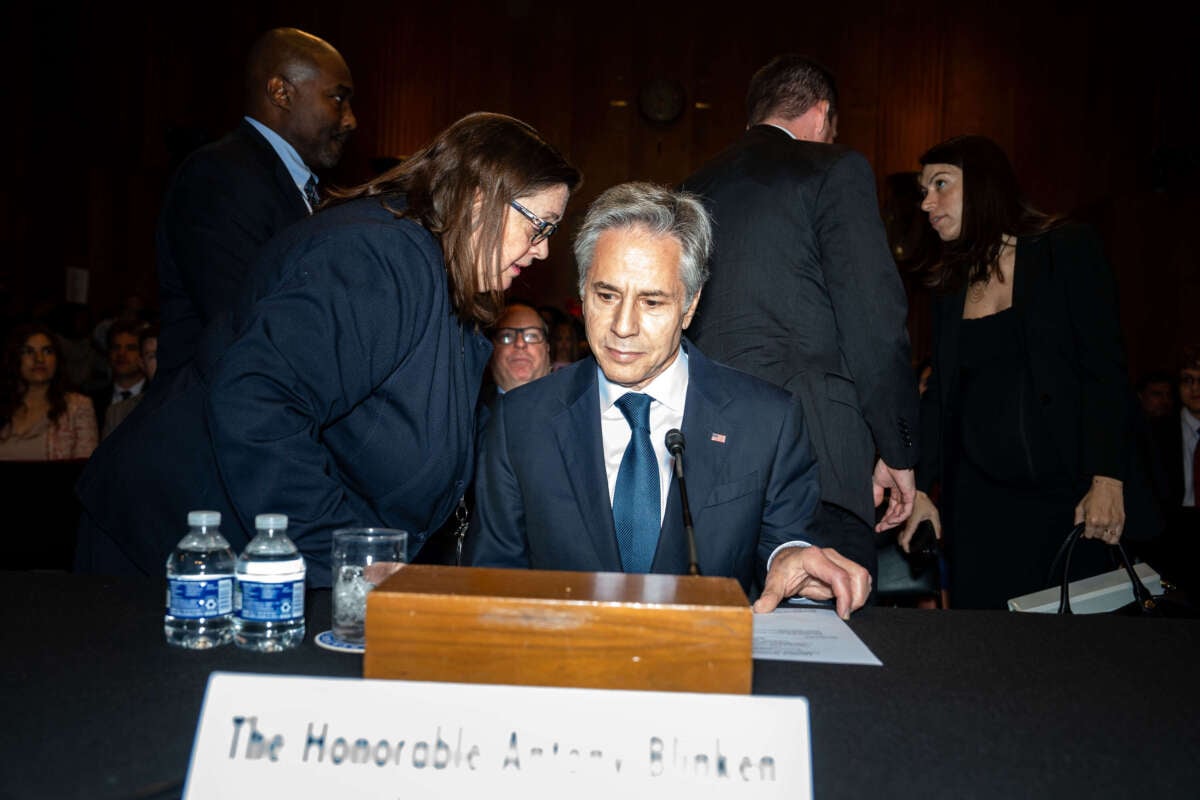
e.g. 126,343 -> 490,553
597,349 -> 688,526
111,377 -> 146,405
595,348 -> 807,567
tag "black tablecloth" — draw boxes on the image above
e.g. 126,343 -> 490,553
3,571 -> 1198,799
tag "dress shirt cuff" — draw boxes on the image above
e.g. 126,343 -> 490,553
766,540 -> 811,573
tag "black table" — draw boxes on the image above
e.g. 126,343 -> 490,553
3,571 -> 1198,799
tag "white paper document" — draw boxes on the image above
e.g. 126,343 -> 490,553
753,607 -> 882,666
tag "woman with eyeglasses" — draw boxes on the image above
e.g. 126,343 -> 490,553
0,323 -> 98,461
900,135 -> 1158,609
77,113 -> 581,584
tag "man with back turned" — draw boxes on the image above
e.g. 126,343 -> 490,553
681,55 -> 921,583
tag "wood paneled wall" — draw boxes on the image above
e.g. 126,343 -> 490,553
2,1 -> 1195,376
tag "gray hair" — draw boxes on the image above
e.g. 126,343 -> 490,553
574,182 -> 712,306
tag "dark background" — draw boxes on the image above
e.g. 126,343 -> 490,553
2,0 -> 1197,376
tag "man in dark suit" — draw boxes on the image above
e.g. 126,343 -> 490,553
680,55 -> 920,581
466,183 -> 871,617
90,318 -> 146,429
1146,345 -> 1200,586
156,27 -> 357,376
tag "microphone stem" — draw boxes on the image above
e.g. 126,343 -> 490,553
673,453 -> 700,576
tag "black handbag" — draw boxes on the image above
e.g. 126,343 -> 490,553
1053,523 -> 1195,617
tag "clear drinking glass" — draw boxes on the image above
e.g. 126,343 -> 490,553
330,528 -> 407,645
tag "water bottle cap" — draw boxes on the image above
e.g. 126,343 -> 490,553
255,513 -> 288,530
187,510 -> 221,527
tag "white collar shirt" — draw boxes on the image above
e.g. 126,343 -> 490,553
111,378 -> 146,405
597,348 -> 688,526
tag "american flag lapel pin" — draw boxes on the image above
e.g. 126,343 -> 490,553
710,432 -> 727,444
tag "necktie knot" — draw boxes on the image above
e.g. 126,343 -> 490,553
615,392 -> 652,432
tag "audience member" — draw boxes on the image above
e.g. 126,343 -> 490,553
681,55 -> 920,583
1149,347 -> 1200,513
466,182 -> 870,618
1144,346 -> 1200,589
1137,370 -> 1175,420
904,135 -> 1159,608
156,27 -> 357,377
91,319 -> 147,430
139,324 -> 159,382
550,315 -> 585,369
0,323 -> 97,461
76,113 -> 580,587
488,303 -> 552,396
102,324 -> 159,439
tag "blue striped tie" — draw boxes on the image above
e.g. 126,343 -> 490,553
612,392 -> 659,573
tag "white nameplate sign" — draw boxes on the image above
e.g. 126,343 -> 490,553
184,672 -> 812,799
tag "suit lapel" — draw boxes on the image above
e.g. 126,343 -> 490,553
653,343 -> 731,573
551,362 -> 623,569
238,120 -> 311,219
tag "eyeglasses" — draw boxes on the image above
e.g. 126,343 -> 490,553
510,200 -> 559,245
493,327 -> 547,346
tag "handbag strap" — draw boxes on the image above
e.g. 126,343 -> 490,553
1056,523 -> 1157,615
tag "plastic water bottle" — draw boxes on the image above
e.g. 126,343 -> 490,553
164,510 -> 235,649
233,513 -> 306,652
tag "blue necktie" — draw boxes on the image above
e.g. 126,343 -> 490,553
612,392 -> 660,573
304,176 -> 320,211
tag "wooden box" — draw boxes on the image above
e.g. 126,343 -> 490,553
363,565 -> 752,694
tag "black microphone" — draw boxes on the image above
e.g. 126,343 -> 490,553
665,429 -> 700,576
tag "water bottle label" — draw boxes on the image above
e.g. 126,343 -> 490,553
236,579 -> 305,621
168,575 -> 233,618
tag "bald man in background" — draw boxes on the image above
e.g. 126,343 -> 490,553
156,27 -> 358,377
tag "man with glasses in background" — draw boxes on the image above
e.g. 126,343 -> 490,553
488,304 -> 553,398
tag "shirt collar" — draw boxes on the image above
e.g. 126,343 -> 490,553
114,378 -> 146,398
1183,407 -> 1200,437
764,122 -> 797,140
244,115 -> 317,198
597,347 -> 689,413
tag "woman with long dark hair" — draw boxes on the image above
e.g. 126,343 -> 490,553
0,323 -> 97,461
901,135 -> 1139,609
77,113 -> 581,583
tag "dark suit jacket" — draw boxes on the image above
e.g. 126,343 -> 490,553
464,342 -> 822,599
920,224 -> 1161,539
77,196 -> 492,586
1143,412 -> 1199,584
682,126 -> 918,536
156,120 -> 310,376
1149,412 -> 1186,507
